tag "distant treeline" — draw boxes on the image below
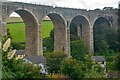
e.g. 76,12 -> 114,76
7,17 -> 51,24
7,20 -> 51,24
7,22 -> 23,24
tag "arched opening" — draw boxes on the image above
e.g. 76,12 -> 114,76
7,12 -> 25,50
93,17 -> 112,53
41,13 -> 66,53
41,16 -> 54,53
7,10 -> 38,55
70,15 -> 90,52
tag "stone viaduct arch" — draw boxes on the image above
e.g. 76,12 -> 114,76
0,2 -> 118,56
70,15 -> 91,53
93,17 -> 112,52
93,17 -> 112,28
3,9 -> 40,56
41,13 -> 67,54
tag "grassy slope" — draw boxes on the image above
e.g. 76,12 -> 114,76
41,21 -> 54,38
7,23 -> 25,43
7,21 -> 53,43
7,17 -> 23,23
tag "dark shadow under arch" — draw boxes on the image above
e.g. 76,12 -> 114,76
93,17 -> 112,53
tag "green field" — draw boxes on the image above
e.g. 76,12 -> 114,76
41,21 -> 53,38
7,21 -> 54,43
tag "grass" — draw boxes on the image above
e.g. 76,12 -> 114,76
41,21 -> 54,38
7,23 -> 25,43
7,20 -> 53,43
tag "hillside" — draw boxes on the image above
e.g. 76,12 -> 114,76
7,17 -> 51,23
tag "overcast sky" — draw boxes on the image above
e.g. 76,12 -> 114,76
9,0 -> 119,17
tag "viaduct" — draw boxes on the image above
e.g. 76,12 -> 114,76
0,1 -> 118,56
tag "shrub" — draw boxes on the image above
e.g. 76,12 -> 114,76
2,38 -> 42,78
43,37 -> 53,52
61,58 -> 85,79
11,42 -> 25,50
45,51 -> 67,74
71,38 -> 86,61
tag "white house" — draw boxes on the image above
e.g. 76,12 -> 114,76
15,50 -> 47,74
92,56 -> 106,68
15,50 -> 25,60
23,55 -> 47,74
92,56 -> 106,74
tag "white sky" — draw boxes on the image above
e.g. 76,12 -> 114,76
8,0 -> 119,17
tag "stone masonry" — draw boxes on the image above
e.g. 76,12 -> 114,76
0,1 -> 118,56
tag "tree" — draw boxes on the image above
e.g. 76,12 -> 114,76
43,37 -> 54,52
71,38 -> 86,61
84,54 -> 93,71
106,30 -> 119,51
84,63 -> 106,78
45,51 -> 67,75
50,28 -> 54,43
84,54 -> 106,78
60,58 -> 85,79
116,52 -> 120,70
70,23 -> 79,41
94,21 -> 118,52
98,40 -> 109,56
2,54 -> 42,78
43,28 -> 54,52
2,38 -> 42,78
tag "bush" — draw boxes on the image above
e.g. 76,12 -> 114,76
85,63 -> 106,78
116,52 -> 120,70
43,37 -> 53,52
45,51 -> 67,74
2,38 -> 42,78
60,58 -> 85,79
98,40 -> 109,55
71,38 -> 86,61
11,42 -> 25,50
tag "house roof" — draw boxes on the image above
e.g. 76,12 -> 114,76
25,55 -> 46,64
16,50 -> 25,55
92,56 -> 105,62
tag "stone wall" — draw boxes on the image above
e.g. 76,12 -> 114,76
1,1 -> 118,56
